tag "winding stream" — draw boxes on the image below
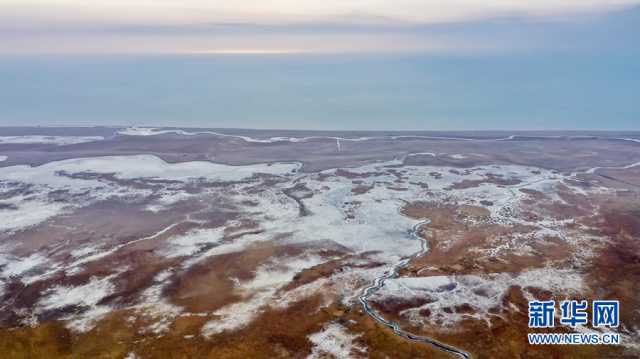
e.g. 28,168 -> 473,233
358,218 -> 471,359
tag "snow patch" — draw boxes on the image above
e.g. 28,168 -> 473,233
373,268 -> 584,328
162,227 -> 226,258
0,198 -> 67,233
134,269 -> 183,335
0,136 -> 103,145
37,274 -> 118,332
0,155 -> 298,233
201,254 -> 325,336
70,246 -> 100,259
1,252 -> 49,280
307,322 -> 366,359
0,155 -> 298,185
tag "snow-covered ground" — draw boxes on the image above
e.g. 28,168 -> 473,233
202,254 -> 327,337
371,269 -> 584,328
0,152 -> 617,340
37,274 -> 119,332
0,155 -> 299,233
0,135 -> 103,145
307,322 -> 366,359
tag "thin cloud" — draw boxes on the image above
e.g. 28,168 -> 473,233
0,2 -> 638,55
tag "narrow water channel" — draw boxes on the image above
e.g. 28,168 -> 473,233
358,218 -> 471,359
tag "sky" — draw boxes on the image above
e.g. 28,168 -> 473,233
0,1 -> 638,130
1,0 -> 639,55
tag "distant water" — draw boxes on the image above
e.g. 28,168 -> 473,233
0,54 -> 638,130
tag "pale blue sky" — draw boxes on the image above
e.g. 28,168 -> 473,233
0,1 -> 638,130
1,53 -> 638,130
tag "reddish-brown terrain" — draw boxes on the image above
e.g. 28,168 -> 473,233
0,127 -> 639,358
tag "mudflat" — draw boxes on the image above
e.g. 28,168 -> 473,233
0,127 -> 639,358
